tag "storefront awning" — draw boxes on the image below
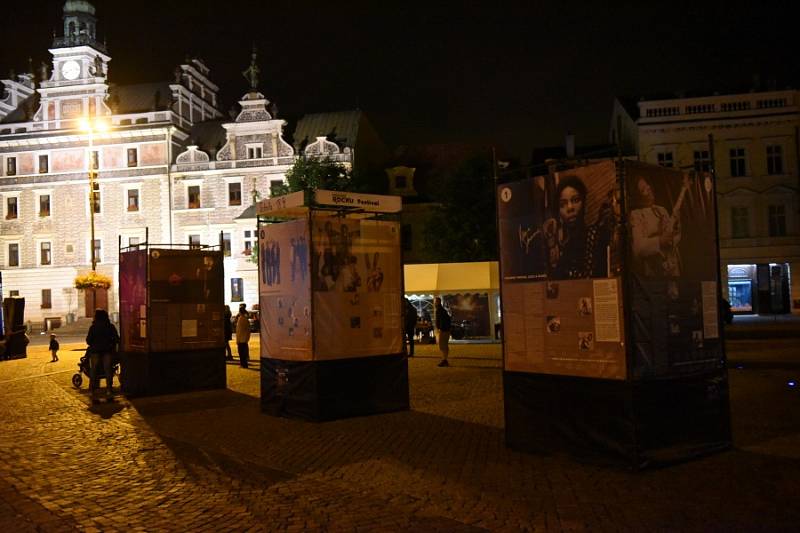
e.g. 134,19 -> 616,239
404,261 -> 499,293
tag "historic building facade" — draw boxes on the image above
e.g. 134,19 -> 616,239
613,89 -> 800,314
0,1 -> 351,323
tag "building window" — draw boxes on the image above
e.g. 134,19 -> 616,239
127,148 -> 138,167
693,150 -> 711,172
247,145 -> 263,159
40,241 -> 52,265
65,243 -> 74,254
768,205 -> 786,237
128,237 -> 140,248
39,194 -> 51,217
6,156 -> 16,176
8,243 -> 19,267
91,239 -> 102,263
270,179 -> 284,196
90,150 -> 100,170
41,289 -> 52,309
395,175 -> 408,189
228,182 -> 242,206
231,278 -> 244,302
222,232 -> 231,256
188,185 -> 201,209
188,234 -> 201,248
243,230 -> 256,255
9,290 -> 19,297
127,188 -> 140,211
38,154 -> 49,174
731,207 -> 750,238
766,145 -> 783,175
729,148 -> 747,177
656,151 -> 674,167
90,183 -> 101,214
6,196 -> 18,219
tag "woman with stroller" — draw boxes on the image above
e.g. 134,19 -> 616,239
86,309 -> 120,403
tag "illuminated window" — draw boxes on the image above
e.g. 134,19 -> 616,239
731,207 -> 749,238
656,151 -> 674,167
39,194 -> 51,217
6,156 -> 16,176
768,205 -> 786,237
40,241 -> 52,265
6,196 -> 18,219
693,150 -> 711,172
188,185 -> 201,209
7,243 -> 19,267
127,188 -> 140,211
127,148 -> 138,167
41,289 -> 52,309
38,154 -> 49,174
231,278 -> 244,301
729,148 -> 747,177
766,145 -> 783,175
228,182 -> 242,206
247,145 -> 263,159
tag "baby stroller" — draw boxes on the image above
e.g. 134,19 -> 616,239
71,348 -> 120,389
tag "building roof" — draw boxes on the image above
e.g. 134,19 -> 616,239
292,110 -> 362,152
0,93 -> 38,124
110,81 -> 172,114
188,119 -> 227,155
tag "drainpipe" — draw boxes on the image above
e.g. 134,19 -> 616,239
167,125 -> 174,244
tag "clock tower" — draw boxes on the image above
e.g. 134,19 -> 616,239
34,0 -> 111,129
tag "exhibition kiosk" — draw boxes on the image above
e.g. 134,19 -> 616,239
118,236 -> 226,396
257,190 -> 408,421
497,159 -> 731,467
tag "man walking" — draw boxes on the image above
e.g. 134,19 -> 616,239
434,297 -> 451,367
403,297 -> 418,357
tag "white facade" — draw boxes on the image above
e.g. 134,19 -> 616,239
0,1 -> 353,324
633,89 -> 800,314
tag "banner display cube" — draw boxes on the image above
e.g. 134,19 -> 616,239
119,245 -> 226,396
257,190 -> 409,421
497,160 -> 731,467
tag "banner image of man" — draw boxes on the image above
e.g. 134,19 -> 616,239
630,175 -> 689,278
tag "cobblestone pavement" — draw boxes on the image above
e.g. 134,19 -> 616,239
1,339 -> 799,531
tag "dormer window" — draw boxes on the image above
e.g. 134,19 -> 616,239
246,144 -> 263,159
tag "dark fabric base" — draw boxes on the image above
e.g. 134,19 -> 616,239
262,354 -> 410,421
120,349 -> 226,397
504,371 -> 731,469
2,332 -> 28,359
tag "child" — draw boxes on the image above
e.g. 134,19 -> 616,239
49,333 -> 59,362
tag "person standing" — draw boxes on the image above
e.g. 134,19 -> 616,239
48,333 -> 59,362
403,297 -> 418,357
223,305 -> 234,361
434,297 -> 451,367
235,303 -> 251,368
86,309 -> 119,402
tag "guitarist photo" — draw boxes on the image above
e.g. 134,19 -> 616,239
630,174 -> 690,278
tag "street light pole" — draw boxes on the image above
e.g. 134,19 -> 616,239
88,129 -> 97,272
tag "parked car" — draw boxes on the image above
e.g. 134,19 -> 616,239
248,310 -> 260,332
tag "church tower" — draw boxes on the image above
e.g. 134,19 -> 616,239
34,0 -> 111,130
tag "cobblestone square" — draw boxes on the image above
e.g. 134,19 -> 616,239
1,337 -> 799,531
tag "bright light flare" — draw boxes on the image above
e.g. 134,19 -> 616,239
79,117 -> 109,133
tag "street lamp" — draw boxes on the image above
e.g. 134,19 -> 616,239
79,117 -> 108,272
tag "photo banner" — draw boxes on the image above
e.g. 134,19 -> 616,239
259,218 -> 313,361
119,249 -> 148,352
624,162 -> 723,378
311,215 -> 403,360
498,161 -> 625,379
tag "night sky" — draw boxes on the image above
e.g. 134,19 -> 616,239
1,0 -> 796,159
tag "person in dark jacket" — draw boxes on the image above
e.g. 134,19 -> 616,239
223,305 -> 234,361
403,297 -> 418,357
434,297 -> 451,367
49,333 -> 59,362
86,309 -> 119,402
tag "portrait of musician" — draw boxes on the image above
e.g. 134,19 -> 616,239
630,174 -> 690,278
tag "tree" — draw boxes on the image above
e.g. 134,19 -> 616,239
422,155 -> 498,262
275,156 -> 355,195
